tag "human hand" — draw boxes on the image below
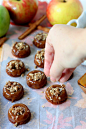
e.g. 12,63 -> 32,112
44,24 -> 85,82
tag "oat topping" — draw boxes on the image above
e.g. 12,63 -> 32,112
36,49 -> 45,60
12,106 -> 25,116
14,42 -> 28,50
50,87 -> 63,96
29,72 -> 44,81
5,81 -> 20,92
35,33 -> 48,41
6,60 -> 24,70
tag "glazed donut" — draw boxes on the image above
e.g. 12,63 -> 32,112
12,42 -> 31,58
3,81 -> 24,102
26,70 -> 47,89
33,32 -> 48,48
34,49 -> 45,68
8,103 -> 31,126
45,84 -> 67,105
6,60 -> 25,77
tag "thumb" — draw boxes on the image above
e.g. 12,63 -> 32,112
50,54 -> 64,82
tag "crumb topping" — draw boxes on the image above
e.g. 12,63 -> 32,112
35,33 -> 48,41
14,42 -> 28,50
5,81 -> 20,93
49,86 -> 63,96
29,72 -> 45,81
26,68 -> 30,71
36,49 -> 45,60
12,106 -> 25,116
6,60 -> 24,70
14,122 -> 18,127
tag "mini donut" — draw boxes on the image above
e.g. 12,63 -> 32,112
8,103 -> 31,126
26,70 -> 47,89
33,32 -> 48,48
34,49 -> 45,68
12,42 -> 31,58
45,84 -> 67,105
6,60 -> 25,77
3,81 -> 24,102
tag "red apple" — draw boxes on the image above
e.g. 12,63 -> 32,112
2,0 -> 38,25
47,0 -> 83,25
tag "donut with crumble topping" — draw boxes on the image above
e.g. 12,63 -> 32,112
45,84 -> 67,105
8,103 -> 31,126
3,81 -> 24,102
12,42 -> 31,58
6,60 -> 25,77
34,49 -> 45,68
26,70 -> 47,89
33,32 -> 48,48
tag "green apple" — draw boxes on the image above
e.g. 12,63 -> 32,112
47,0 -> 83,25
0,5 -> 10,37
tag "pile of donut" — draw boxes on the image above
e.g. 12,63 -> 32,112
3,32 -> 68,127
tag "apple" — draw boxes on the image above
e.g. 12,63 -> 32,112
46,0 -> 83,25
2,0 -> 38,25
0,5 -> 10,37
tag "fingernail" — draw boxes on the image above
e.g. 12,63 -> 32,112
50,77 -> 56,82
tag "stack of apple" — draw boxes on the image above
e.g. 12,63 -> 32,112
46,0 -> 83,25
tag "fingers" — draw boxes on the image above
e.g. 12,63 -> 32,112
59,68 -> 75,83
44,42 -> 54,77
50,54 -> 64,82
